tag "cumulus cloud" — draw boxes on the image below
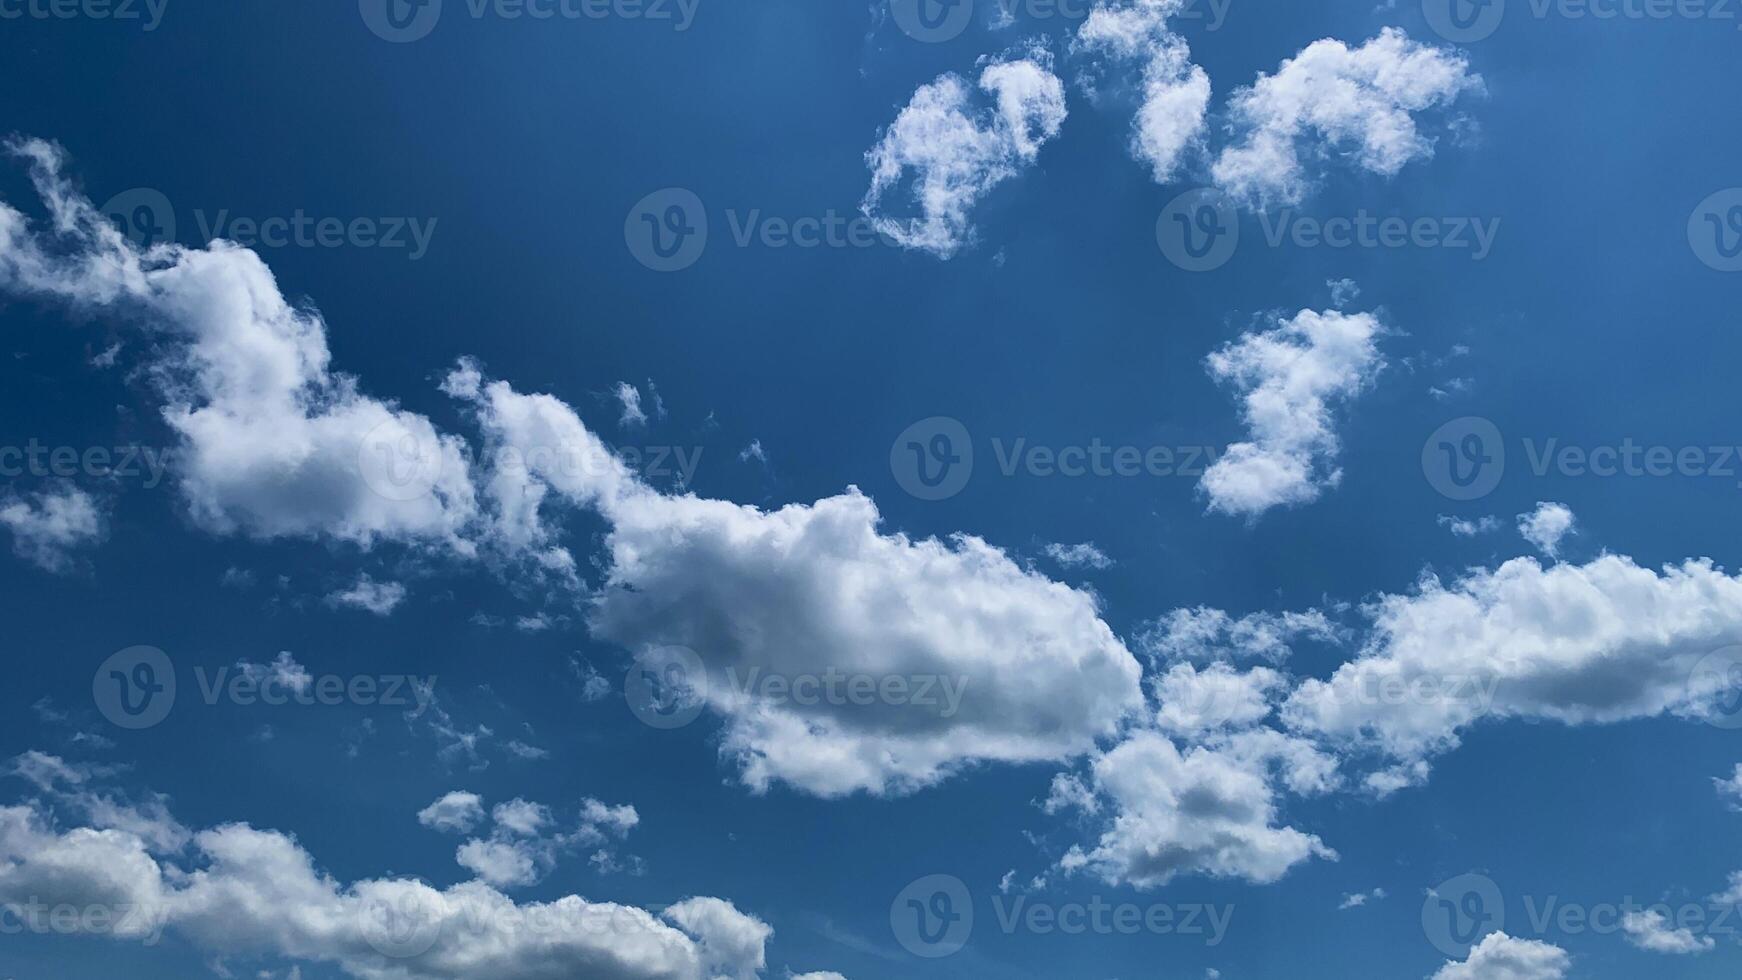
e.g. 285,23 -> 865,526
1051,731 -> 1335,888
1138,606 -> 1341,664
1198,308 -> 1385,518
1070,0 -> 1210,182
326,574 -> 408,615
0,139 -> 480,551
451,367 -> 1144,798
863,52 -> 1068,257
1715,765 -> 1742,811
416,792 -> 485,834
1284,555 -> 1742,771
1440,515 -> 1501,537
1042,541 -> 1113,569
0,783 -> 778,980
0,483 -> 103,572
1431,932 -> 1570,980
1622,909 -> 1714,954
1152,661 -> 1286,737
1212,29 -> 1481,206
1517,502 -> 1576,559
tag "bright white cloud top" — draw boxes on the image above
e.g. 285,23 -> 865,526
1430,933 -> 1570,980
1071,0 -> 1210,182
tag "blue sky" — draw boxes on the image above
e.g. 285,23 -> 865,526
3,1 -> 1742,978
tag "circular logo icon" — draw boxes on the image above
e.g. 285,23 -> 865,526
360,0 -> 443,42
891,874 -> 973,958
624,645 -> 708,729
1422,417 -> 1504,500
888,0 -> 975,42
360,889 -> 447,958
1688,646 -> 1742,729
1422,0 -> 1505,43
1422,873 -> 1504,958
358,417 -> 447,503
1156,188 -> 1239,272
99,188 -> 175,250
1689,189 -> 1742,273
93,645 -> 176,730
890,417 -> 973,501
625,188 -> 708,272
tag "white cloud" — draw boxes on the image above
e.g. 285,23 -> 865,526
1622,909 -> 1714,955
1138,606 -> 1341,663
1709,871 -> 1742,905
451,368 -> 1144,798
1284,555 -> 1742,768
1440,515 -> 1501,537
1070,0 -> 1210,182
1715,764 -> 1742,811
235,651 -> 314,697
1199,308 -> 1385,517
863,52 -> 1068,257
1337,887 -> 1385,909
326,574 -> 408,615
0,484 -> 103,572
1042,541 -> 1113,569
615,382 -> 649,428
0,139 -> 480,551
1212,29 -> 1481,206
1051,731 -> 1334,889
1431,932 -> 1570,980
1152,661 -> 1285,737
416,791 -> 485,834
455,836 -> 545,888
1517,502 -> 1576,559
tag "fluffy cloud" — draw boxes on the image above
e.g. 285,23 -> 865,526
1284,555 -> 1742,769
1517,502 -> 1576,559
1138,606 -> 1341,663
863,52 -> 1068,257
0,484 -> 103,572
1622,909 -> 1714,955
1716,765 -> 1742,811
1199,308 -> 1385,517
0,790 -> 777,980
1071,0 -> 1210,182
452,368 -> 1145,797
416,792 -> 485,834
0,139 -> 479,550
1152,661 -> 1286,737
326,574 -> 408,615
1052,731 -> 1335,888
1212,29 -> 1481,206
1042,541 -> 1113,569
1431,932 -> 1570,980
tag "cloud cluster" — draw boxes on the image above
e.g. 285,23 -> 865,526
1198,308 -> 1385,518
1071,0 -> 1210,182
0,483 -> 103,572
862,52 -> 1068,257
